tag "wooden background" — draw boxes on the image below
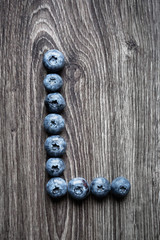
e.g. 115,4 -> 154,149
0,0 -> 160,239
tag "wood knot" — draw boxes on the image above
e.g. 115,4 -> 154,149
11,128 -> 16,133
65,63 -> 83,82
126,38 -> 138,51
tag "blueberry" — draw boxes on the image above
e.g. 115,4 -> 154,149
44,135 -> 67,157
43,74 -> 63,92
44,114 -> 65,135
68,177 -> 90,200
111,177 -> 131,198
43,49 -> 65,72
46,177 -> 67,199
90,177 -> 111,198
45,93 -> 66,113
45,158 -> 65,177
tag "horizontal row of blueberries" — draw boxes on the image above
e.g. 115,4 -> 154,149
43,49 -> 131,201
46,176 -> 131,200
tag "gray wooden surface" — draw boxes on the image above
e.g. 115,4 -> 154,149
0,0 -> 160,239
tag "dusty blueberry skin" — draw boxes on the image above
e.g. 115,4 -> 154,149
43,74 -> 63,92
44,114 -> 65,135
111,177 -> 131,198
43,49 -> 65,72
44,135 -> 67,157
68,178 -> 90,200
45,93 -> 66,113
90,177 -> 111,198
45,158 -> 65,177
46,177 -> 67,199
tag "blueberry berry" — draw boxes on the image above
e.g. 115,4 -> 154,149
90,177 -> 111,198
45,158 -> 65,177
43,49 -> 65,72
44,114 -> 65,135
68,177 -> 90,200
46,177 -> 67,199
43,74 -> 63,92
44,135 -> 67,157
45,93 -> 66,113
111,177 -> 131,198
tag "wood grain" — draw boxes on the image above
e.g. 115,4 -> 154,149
0,0 -> 160,239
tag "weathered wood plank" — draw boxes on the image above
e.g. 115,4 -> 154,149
0,0 -> 160,239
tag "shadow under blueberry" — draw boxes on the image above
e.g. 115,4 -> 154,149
110,193 -> 131,202
67,193 -> 90,205
90,192 -> 112,203
46,68 -> 64,75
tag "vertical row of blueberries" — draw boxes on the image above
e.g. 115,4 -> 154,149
43,49 -> 131,201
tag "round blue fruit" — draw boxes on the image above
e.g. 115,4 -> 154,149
45,158 -> 66,177
90,177 -> 111,198
45,93 -> 66,113
46,177 -> 67,199
68,177 -> 90,200
43,74 -> 63,92
111,176 -> 131,198
44,114 -> 65,135
44,135 -> 67,157
43,49 -> 65,72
